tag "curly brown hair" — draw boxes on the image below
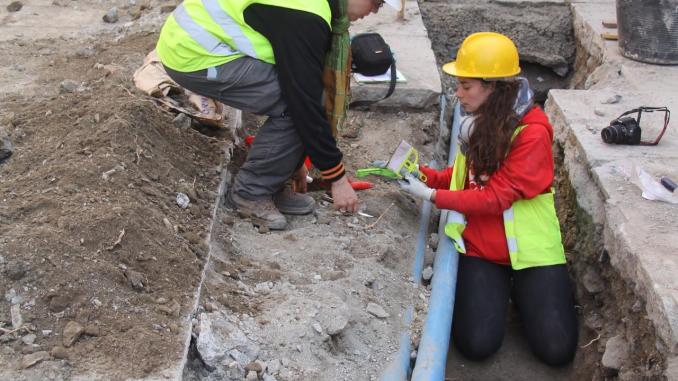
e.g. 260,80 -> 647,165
466,80 -> 521,183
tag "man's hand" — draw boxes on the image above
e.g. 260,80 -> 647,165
331,175 -> 359,213
291,165 -> 308,193
398,174 -> 435,201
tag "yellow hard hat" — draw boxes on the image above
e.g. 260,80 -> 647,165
442,32 -> 521,79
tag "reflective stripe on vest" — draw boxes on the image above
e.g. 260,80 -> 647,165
201,0 -> 258,58
502,207 -> 519,260
443,124 -> 566,269
444,210 -> 467,253
173,3 -> 239,57
157,0 -> 332,73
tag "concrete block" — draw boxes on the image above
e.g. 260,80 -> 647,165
547,88 -> 678,355
350,0 -> 441,110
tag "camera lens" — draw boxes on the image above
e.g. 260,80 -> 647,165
601,126 -> 618,144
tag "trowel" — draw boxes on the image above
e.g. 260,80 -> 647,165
356,140 -> 427,182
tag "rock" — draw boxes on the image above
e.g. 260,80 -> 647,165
283,233 -> 297,241
196,312 -> 260,369
173,113 -> 192,129
321,270 -> 346,281
11,304 -> 23,329
22,345 -> 37,354
178,183 -> 199,202
0,127 -> 12,163
59,80 -> 79,94
128,5 -> 142,20
254,359 -> 267,374
323,313 -> 348,336
267,359 -> 281,374
84,325 -> 102,337
311,322 -> 323,334
428,233 -> 439,250
245,371 -> 258,381
422,266 -> 434,281
584,312 -> 604,330
594,108 -> 606,117
6,1 -> 23,12
222,214 -> 235,226
50,346 -> 68,359
602,335 -> 628,372
21,334 -> 36,345
245,361 -> 262,373
582,268 -> 605,294
75,47 -> 96,58
48,293 -> 72,313
176,192 -> 190,208
160,4 -> 177,13
157,300 -> 180,317
102,7 -> 119,23
5,261 -> 26,280
62,321 -> 84,347
263,374 -> 278,381
123,268 -> 147,291
20,351 -> 50,369
601,95 -> 622,105
366,303 -> 389,319
553,64 -> 569,77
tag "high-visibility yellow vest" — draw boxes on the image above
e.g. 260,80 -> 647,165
156,0 -> 332,73
444,125 -> 566,270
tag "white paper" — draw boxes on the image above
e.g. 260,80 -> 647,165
621,162 -> 678,204
353,68 -> 407,83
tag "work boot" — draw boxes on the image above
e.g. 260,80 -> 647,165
273,186 -> 315,215
229,191 -> 287,230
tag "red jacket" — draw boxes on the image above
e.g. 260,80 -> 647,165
420,106 -> 555,265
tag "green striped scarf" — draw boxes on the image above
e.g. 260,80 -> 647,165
322,0 -> 351,136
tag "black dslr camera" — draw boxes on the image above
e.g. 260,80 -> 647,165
601,116 -> 641,145
601,106 -> 670,146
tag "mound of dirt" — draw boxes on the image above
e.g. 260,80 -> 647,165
0,33 -> 228,380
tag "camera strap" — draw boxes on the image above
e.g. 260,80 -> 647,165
616,106 -> 671,145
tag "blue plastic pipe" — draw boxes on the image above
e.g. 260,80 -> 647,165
379,158 -> 435,381
411,160 -> 436,285
410,100 -> 462,381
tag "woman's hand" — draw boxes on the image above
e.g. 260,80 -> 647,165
398,174 -> 435,201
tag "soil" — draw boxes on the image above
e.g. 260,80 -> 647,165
0,29 -> 227,380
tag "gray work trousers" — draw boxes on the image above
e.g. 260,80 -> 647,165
165,57 -> 304,200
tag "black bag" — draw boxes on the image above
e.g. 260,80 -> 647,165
350,33 -> 397,108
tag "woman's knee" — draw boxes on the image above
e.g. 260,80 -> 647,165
532,339 -> 577,366
452,325 -> 504,361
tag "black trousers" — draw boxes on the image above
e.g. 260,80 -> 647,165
451,255 -> 578,366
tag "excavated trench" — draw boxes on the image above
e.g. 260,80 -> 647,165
420,1 -> 667,380
180,2 -> 668,381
